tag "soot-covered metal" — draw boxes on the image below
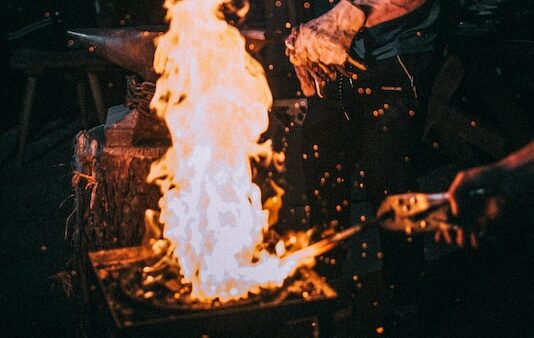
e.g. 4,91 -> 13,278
88,246 -> 341,337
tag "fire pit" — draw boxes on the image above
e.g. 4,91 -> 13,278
88,246 -> 341,337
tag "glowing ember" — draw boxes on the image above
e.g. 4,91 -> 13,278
147,0 -> 313,303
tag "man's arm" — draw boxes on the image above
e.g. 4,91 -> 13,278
285,0 -> 367,96
285,0 -> 428,97
432,141 -> 534,246
448,140 -> 534,216
347,0 -> 428,27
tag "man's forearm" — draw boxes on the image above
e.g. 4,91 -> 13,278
498,141 -> 534,172
346,0 -> 425,10
480,141 -> 534,197
346,0 -> 427,27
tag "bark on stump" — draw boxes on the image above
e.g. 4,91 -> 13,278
71,105 -> 168,334
72,116 -> 167,251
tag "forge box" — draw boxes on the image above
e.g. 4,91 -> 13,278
87,246 -> 346,337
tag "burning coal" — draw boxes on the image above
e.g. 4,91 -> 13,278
146,0 -> 314,303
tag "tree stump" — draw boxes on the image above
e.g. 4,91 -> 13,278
72,107 -> 167,252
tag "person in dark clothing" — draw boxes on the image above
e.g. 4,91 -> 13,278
286,0 -> 443,311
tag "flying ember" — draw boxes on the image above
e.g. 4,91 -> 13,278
147,0 -> 313,303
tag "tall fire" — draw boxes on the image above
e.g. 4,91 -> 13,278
146,0 -> 311,303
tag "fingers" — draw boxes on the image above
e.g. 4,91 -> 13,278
449,199 -> 460,217
307,67 -> 328,98
433,229 -> 443,243
346,55 -> 367,71
294,66 -> 316,97
434,223 -> 452,244
441,225 -> 452,244
293,61 -> 334,98
448,172 -> 466,215
286,25 -> 367,98
287,39 -> 367,97
317,62 -> 337,80
309,64 -> 328,83
284,26 -> 299,51
433,223 -> 479,249
334,65 -> 356,78
287,29 -> 326,97
448,166 -> 490,217
448,172 -> 465,216
454,226 -> 464,247
315,79 -> 326,98
293,61 -> 363,98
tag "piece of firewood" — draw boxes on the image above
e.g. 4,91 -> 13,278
72,122 -> 166,251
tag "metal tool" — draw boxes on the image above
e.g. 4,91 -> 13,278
376,192 -> 454,233
296,192 -> 453,252
67,27 -> 280,82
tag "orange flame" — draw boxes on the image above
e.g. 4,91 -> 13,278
147,0 -> 313,303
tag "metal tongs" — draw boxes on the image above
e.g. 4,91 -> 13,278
376,192 -> 453,233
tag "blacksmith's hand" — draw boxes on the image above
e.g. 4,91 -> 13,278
436,164 -> 505,247
448,165 -> 504,218
443,141 -> 534,246
285,0 -> 367,97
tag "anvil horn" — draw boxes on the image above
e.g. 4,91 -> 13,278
67,27 -> 163,82
67,27 -> 277,82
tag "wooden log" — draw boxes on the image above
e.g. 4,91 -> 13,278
86,145 -> 165,249
72,112 -> 167,252
71,126 -> 102,333
71,110 -> 166,335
